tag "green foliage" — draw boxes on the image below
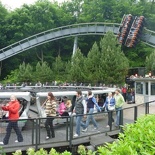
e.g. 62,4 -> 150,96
34,61 -> 53,82
96,114 -> 155,155
84,42 -> 101,83
146,50 -> 155,73
12,148 -> 71,155
77,145 -> 87,155
0,146 -> 6,155
52,55 -> 66,81
12,150 -> 22,155
68,48 -> 86,82
100,32 -> 129,84
18,62 -> 33,82
124,42 -> 153,67
4,69 -> 19,83
4,33 -> 129,84
1,0 -> 155,81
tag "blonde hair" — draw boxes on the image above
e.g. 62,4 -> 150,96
65,100 -> 72,108
10,95 -> 17,101
108,92 -> 112,96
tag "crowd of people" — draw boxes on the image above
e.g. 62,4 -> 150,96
0,86 -> 131,144
0,81 -> 119,90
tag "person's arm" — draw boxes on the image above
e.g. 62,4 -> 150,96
8,101 -> 20,114
1,105 -> 9,111
92,97 -> 97,104
92,97 -> 101,112
82,100 -> 87,114
103,98 -> 107,108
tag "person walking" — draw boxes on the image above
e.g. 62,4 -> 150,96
73,90 -> 87,137
0,95 -> 23,145
104,92 -> 115,128
114,89 -> 125,128
44,92 -> 57,140
81,91 -> 99,132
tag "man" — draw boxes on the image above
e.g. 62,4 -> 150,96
81,91 -> 100,132
73,90 -> 87,137
0,95 -> 23,145
114,89 -> 125,127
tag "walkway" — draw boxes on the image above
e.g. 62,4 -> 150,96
0,101 -> 155,154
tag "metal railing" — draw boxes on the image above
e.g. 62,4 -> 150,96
0,100 -> 155,153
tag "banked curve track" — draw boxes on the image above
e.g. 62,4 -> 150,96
0,22 -> 155,61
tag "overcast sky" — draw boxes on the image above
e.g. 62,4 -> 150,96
1,0 -> 68,10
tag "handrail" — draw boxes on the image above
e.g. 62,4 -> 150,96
144,27 -> 155,34
1,100 -> 155,153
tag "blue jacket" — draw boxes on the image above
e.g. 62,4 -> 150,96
104,97 -> 115,110
86,96 -> 101,112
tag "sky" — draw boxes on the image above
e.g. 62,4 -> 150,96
1,0 -> 67,10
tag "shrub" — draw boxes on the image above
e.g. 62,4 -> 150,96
97,114 -> 155,155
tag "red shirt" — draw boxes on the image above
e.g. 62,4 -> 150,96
122,87 -> 127,93
2,100 -> 20,120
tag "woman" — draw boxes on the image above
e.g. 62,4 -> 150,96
0,95 -> 23,145
114,89 -> 125,127
44,92 -> 56,140
57,96 -> 68,116
104,92 -> 115,128
61,100 -> 72,116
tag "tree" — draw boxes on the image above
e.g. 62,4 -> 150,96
52,55 -> 66,81
100,32 -> 129,84
84,42 -> 101,83
18,62 -> 33,82
145,50 -> 155,74
35,61 -> 53,82
68,48 -> 86,83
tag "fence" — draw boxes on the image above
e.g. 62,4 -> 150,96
0,100 -> 155,154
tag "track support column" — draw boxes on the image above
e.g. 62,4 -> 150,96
72,36 -> 78,56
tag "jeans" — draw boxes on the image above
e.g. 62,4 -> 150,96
107,111 -> 114,126
45,116 -> 55,138
81,108 -> 98,129
115,107 -> 122,126
3,121 -> 23,145
75,115 -> 83,136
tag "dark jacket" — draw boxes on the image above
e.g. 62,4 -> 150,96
75,96 -> 84,115
87,97 -> 95,109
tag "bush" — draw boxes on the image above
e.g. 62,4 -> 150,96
97,114 -> 155,155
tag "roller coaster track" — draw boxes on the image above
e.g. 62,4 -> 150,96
0,22 -> 154,61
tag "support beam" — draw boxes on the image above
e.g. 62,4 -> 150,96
72,36 -> 78,56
